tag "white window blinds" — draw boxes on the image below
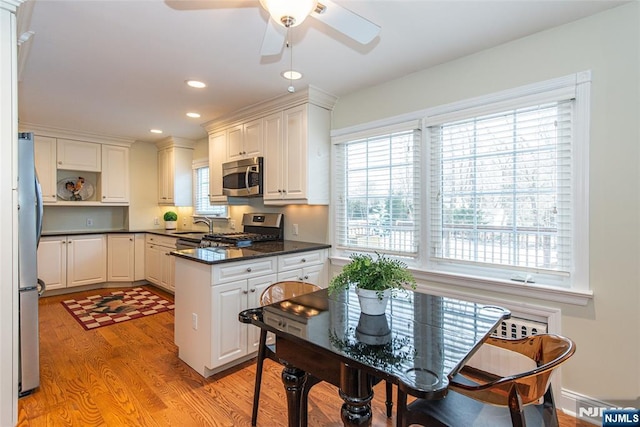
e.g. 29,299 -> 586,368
193,164 -> 227,217
334,126 -> 421,256
428,100 -> 573,277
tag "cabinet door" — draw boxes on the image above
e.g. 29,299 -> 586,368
37,236 -> 67,290
34,136 -> 57,203
263,112 -> 284,201
66,235 -> 107,287
101,145 -> 130,203
247,274 -> 278,352
57,139 -> 101,172
144,243 -> 162,285
159,247 -> 175,291
243,118 -> 263,158
226,125 -> 244,161
277,264 -> 325,287
107,234 -> 134,281
208,131 -> 227,203
282,105 -> 307,200
158,147 -> 174,204
211,280 -> 248,368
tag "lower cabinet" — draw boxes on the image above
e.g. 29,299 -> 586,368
145,234 -> 176,292
107,233 -> 145,282
37,234 -> 107,290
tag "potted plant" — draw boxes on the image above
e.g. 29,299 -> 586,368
329,253 -> 416,315
163,211 -> 178,230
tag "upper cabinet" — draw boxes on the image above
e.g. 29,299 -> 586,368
208,131 -> 227,204
30,129 -> 133,206
34,135 -> 58,203
204,86 -> 336,206
156,136 -> 194,206
101,144 -> 130,203
56,139 -> 101,171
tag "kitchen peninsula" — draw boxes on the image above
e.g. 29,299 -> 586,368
171,239 -> 330,378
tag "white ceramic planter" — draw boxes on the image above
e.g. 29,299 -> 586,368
355,288 -> 391,316
165,220 -> 177,230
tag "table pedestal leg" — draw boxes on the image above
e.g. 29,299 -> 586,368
282,366 -> 307,427
339,364 -> 373,426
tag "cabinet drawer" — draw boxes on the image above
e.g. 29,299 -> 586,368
145,234 -> 177,248
213,257 -> 276,284
278,249 -> 326,271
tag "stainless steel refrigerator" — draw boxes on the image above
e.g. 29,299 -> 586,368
17,132 -> 45,396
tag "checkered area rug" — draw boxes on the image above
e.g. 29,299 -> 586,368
61,287 -> 174,330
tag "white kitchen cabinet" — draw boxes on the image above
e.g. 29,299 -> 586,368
38,234 -> 107,290
101,144 -> 130,203
37,236 -> 67,290
157,143 -> 194,206
34,135 -> 58,203
145,234 -> 177,292
277,249 -> 328,287
66,235 -> 107,287
210,274 -> 276,369
208,131 -> 228,204
107,234 -> 135,281
262,112 -> 284,201
226,118 -> 263,162
174,255 -> 278,377
263,103 -> 331,205
56,139 -> 101,172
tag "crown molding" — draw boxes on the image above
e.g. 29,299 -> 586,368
1,0 -> 24,13
19,122 -> 135,146
203,85 -> 338,133
155,135 -> 196,150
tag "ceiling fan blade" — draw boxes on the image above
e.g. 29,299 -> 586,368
260,18 -> 287,56
312,0 -> 380,44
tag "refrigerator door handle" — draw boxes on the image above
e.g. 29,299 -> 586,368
37,278 -> 46,297
35,174 -> 43,246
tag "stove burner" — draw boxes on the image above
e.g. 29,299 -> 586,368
197,213 -> 284,248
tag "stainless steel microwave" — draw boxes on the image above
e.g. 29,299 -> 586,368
222,157 -> 263,197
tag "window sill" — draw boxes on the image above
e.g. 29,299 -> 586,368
329,256 -> 593,306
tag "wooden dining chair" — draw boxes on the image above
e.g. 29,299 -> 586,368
396,334 -> 576,427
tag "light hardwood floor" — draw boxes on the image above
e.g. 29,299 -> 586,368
18,285 -> 591,426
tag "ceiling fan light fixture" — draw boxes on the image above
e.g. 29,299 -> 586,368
281,70 -> 302,80
259,0 -> 317,28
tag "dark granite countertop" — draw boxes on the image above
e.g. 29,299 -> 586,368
171,240 -> 331,265
42,229 -> 206,238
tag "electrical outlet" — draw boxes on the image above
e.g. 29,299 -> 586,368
153,217 -> 159,225
293,223 -> 299,236
86,218 -> 93,227
192,313 -> 198,330
229,220 -> 236,230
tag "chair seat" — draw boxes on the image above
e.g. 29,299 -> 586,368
407,388 -> 547,427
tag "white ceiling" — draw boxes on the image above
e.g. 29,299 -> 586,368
17,0 -> 625,143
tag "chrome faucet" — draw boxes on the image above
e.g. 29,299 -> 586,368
193,216 -> 214,234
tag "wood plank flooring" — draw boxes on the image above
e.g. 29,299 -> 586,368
18,285 -> 591,426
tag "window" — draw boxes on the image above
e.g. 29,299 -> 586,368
193,161 -> 227,217
428,101 -> 573,285
333,124 -> 421,256
332,72 -> 590,296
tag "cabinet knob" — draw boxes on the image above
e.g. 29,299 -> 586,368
129,238 -> 133,241
304,275 -> 309,279
58,161 -> 62,165
103,196 -> 106,199
243,290 -> 248,295
165,253 -> 170,256
250,288 -> 256,293
301,258 -> 306,263
246,267 -> 252,272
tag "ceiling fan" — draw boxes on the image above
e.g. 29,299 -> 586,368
251,0 -> 381,56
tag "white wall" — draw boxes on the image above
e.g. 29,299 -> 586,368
332,2 -> 640,407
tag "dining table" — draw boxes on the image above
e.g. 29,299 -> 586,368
239,287 -> 511,427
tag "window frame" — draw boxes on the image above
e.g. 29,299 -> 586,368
331,71 -> 592,305
192,159 -> 228,218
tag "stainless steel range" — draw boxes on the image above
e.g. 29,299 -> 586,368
200,213 -> 284,248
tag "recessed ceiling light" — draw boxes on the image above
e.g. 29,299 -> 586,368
281,70 -> 302,80
186,112 -> 201,118
150,129 -> 163,134
186,80 -> 207,89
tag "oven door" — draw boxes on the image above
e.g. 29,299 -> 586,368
222,157 -> 263,197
